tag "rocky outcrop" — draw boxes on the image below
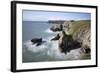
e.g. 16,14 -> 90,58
62,20 -> 91,53
62,21 -> 71,31
50,20 -> 91,54
50,24 -> 63,32
50,21 -> 72,32
51,34 -> 60,41
58,31 -> 81,54
31,38 -> 42,46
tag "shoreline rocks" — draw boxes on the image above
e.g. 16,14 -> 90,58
50,20 -> 91,54
51,34 -> 60,41
31,20 -> 91,55
31,38 -> 42,46
50,24 -> 63,32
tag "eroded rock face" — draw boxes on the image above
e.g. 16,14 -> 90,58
50,21 -> 72,32
50,20 -> 91,54
58,31 -> 81,54
62,21 -> 71,31
61,20 -> 91,54
72,23 -> 91,53
50,24 -> 63,32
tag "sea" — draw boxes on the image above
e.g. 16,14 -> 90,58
22,21 -> 84,63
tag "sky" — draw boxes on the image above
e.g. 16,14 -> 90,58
23,10 -> 91,21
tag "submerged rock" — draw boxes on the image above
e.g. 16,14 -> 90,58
36,41 -> 46,46
31,38 -> 42,46
31,38 -> 46,46
31,38 -> 42,43
36,42 -> 42,46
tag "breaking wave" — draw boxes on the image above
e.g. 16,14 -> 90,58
45,28 -> 59,34
45,28 -> 54,34
23,36 -> 83,62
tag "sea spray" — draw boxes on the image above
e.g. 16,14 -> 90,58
23,37 -> 84,62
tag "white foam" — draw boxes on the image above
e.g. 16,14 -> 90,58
24,40 -> 48,53
45,28 -> 60,34
45,28 -> 54,33
23,38 -> 84,62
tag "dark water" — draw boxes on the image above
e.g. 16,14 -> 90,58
22,21 -> 88,63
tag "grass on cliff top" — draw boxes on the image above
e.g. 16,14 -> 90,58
66,20 -> 90,35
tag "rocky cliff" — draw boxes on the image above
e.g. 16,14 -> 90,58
50,20 -> 91,54
65,20 -> 91,53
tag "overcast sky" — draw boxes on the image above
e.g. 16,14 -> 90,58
23,10 -> 91,21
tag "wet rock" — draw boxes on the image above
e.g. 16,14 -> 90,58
31,38 -> 46,46
31,38 -> 42,44
51,34 -> 60,41
36,41 -> 46,46
36,42 -> 42,46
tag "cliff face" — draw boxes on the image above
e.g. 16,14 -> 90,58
64,20 -> 91,52
58,31 -> 81,54
50,20 -> 91,54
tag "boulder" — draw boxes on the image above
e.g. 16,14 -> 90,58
36,41 -> 46,46
31,38 -> 47,46
31,38 -> 42,44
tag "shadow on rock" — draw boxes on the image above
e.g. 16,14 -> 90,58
51,34 -> 60,41
58,31 -> 82,54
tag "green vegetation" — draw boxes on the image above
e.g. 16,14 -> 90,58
66,20 -> 90,36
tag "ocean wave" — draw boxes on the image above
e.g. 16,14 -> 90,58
45,28 -> 54,33
23,38 -> 84,62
